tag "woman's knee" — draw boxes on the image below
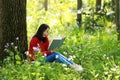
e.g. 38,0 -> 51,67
53,52 -> 61,59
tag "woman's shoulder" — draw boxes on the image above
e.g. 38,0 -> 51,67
30,37 -> 49,43
30,37 -> 39,42
46,37 -> 50,42
46,37 -> 49,40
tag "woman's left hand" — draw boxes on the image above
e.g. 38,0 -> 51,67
51,48 -> 58,53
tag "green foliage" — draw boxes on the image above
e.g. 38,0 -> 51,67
1,0 -> 120,80
0,52 -> 82,80
1,26 -> 120,80
59,26 -> 120,79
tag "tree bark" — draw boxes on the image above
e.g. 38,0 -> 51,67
0,0 -> 28,61
116,0 -> 120,41
96,0 -> 101,12
0,0 -> 3,62
77,0 -> 82,26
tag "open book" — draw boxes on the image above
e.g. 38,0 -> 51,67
48,37 -> 66,50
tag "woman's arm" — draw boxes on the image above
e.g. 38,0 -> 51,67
40,38 -> 58,56
41,47 -> 58,56
40,45 -> 52,56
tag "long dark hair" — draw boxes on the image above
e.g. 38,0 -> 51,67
34,24 -> 50,43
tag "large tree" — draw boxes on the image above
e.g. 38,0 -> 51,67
0,0 -> 28,61
116,0 -> 120,40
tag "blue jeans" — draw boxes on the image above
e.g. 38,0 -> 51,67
45,52 -> 74,67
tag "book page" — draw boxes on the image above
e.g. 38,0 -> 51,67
48,37 -> 66,50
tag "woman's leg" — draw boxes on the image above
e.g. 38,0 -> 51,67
46,52 -> 75,67
45,53 -> 56,62
46,52 -> 83,71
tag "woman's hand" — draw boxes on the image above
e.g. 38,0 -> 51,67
51,48 -> 58,53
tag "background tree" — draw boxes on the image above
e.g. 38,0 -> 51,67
77,0 -> 82,26
0,0 -> 28,62
44,0 -> 48,11
96,0 -> 101,12
116,0 -> 120,40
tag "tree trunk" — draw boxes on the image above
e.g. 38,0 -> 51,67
96,0 -> 101,12
77,0 -> 82,26
44,0 -> 48,11
54,0 -> 56,4
116,0 -> 120,41
0,0 -> 28,61
0,0 -> 3,62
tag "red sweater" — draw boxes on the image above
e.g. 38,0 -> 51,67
29,37 -> 52,61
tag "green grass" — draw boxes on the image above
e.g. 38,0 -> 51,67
1,0 -> 120,79
0,26 -> 120,80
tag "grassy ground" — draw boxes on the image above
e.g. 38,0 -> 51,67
1,0 -> 120,79
0,26 -> 120,80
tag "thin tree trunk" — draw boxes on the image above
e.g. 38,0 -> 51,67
116,0 -> 120,41
44,0 -> 48,11
0,0 -> 28,61
96,0 -> 101,12
54,0 -> 56,4
77,0 -> 82,26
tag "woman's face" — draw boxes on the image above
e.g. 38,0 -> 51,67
43,28 -> 49,37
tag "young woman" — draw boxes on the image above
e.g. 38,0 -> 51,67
29,24 -> 83,71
